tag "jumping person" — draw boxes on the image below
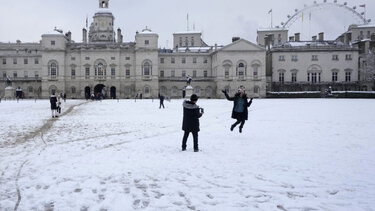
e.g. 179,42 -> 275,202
50,92 -> 58,118
182,94 -> 204,152
222,88 -> 253,133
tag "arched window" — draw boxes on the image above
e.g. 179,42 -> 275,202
71,86 -> 76,94
50,62 -> 57,78
96,62 -> 105,78
194,86 -> 201,95
144,86 -> 150,94
237,63 -> 245,77
252,64 -> 259,78
143,62 -> 151,76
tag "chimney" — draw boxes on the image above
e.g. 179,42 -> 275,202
371,33 -> 375,41
66,31 -> 72,41
117,28 -> 122,43
82,28 -> 87,43
312,36 -> 317,41
319,32 -> 324,41
295,33 -> 300,42
289,36 -> 295,42
232,37 -> 240,42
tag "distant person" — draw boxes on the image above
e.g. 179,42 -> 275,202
222,88 -> 253,133
50,92 -> 58,118
159,94 -> 165,109
63,93 -> 67,102
182,94 -> 204,152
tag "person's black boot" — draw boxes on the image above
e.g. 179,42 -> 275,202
194,149 -> 199,152
239,127 -> 242,133
230,124 -> 235,131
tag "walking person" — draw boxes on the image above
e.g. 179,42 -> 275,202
182,94 -> 204,152
222,88 -> 253,133
63,93 -> 67,102
50,92 -> 58,118
159,93 -> 165,109
57,94 -> 62,115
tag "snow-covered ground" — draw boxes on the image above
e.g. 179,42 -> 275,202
0,99 -> 374,211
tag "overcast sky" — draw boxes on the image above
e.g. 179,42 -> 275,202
0,0 -> 373,47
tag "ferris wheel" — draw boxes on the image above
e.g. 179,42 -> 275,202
280,0 -> 371,29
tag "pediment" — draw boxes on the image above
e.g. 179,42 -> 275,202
219,39 -> 265,52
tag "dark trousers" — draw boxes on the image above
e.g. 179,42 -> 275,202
159,101 -> 165,108
232,119 -> 245,129
182,131 -> 198,150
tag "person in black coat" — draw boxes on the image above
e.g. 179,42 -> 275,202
50,92 -> 58,118
159,94 -> 165,109
222,88 -> 253,133
182,94 -> 204,152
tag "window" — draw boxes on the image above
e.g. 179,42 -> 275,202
85,56 -> 90,60
145,40 -> 149,45
50,63 -> 57,78
225,66 -> 230,78
24,58 -> 28,64
292,72 -> 297,82
193,70 -> 197,78
182,58 -> 186,64
111,57 -> 115,60
160,70 -> 164,77
279,72 -> 284,83
311,73 -> 319,84
291,55 -> 298,62
71,68 -> 76,79
332,72 -> 338,82
238,63 -> 245,77
143,62 -> 151,75
35,71 -> 39,78
182,70 -> 186,77
204,58 -> 208,63
312,55 -> 318,61
179,37 -> 183,47
13,72 -> 17,78
24,71 -> 28,78
253,65 -> 259,78
96,63 -> 105,78
2,58 -> 6,64
13,58 -> 17,64
204,70 -> 208,78
28,87 -> 33,93
125,57 -> 130,60
279,55 -> 285,61
193,57 -> 197,64
171,70 -> 175,77
3,72 -> 6,78
111,67 -> 116,77
51,40 -> 55,46
345,71 -> 351,82
345,54 -> 352,61
191,37 -> 194,46
185,37 -> 188,46
160,58 -> 164,64
171,57 -> 175,64
332,55 -> 339,61
34,58 -> 39,64
71,57 -> 76,61
254,86 -> 260,94
71,87 -> 76,94
144,86 -> 150,94
126,68 -> 130,77
85,67 -> 90,79
307,73 -> 310,82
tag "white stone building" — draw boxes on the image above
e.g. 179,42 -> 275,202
0,0 -> 267,99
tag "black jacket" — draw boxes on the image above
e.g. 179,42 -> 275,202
50,95 -> 57,109
182,100 -> 202,132
224,92 -> 252,120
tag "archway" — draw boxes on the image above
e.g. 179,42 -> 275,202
110,86 -> 116,99
85,86 -> 91,99
94,84 -> 106,99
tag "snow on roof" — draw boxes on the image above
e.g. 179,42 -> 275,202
177,46 -> 212,53
173,31 -> 202,35
355,24 -> 375,28
138,28 -> 157,35
42,31 -> 65,36
257,28 -> 288,32
95,8 -> 113,14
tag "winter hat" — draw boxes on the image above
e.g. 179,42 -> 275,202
190,94 -> 199,101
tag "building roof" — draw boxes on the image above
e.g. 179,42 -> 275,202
257,28 -> 288,32
173,31 -> 202,35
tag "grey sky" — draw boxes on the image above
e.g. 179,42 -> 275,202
0,0 -> 373,47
